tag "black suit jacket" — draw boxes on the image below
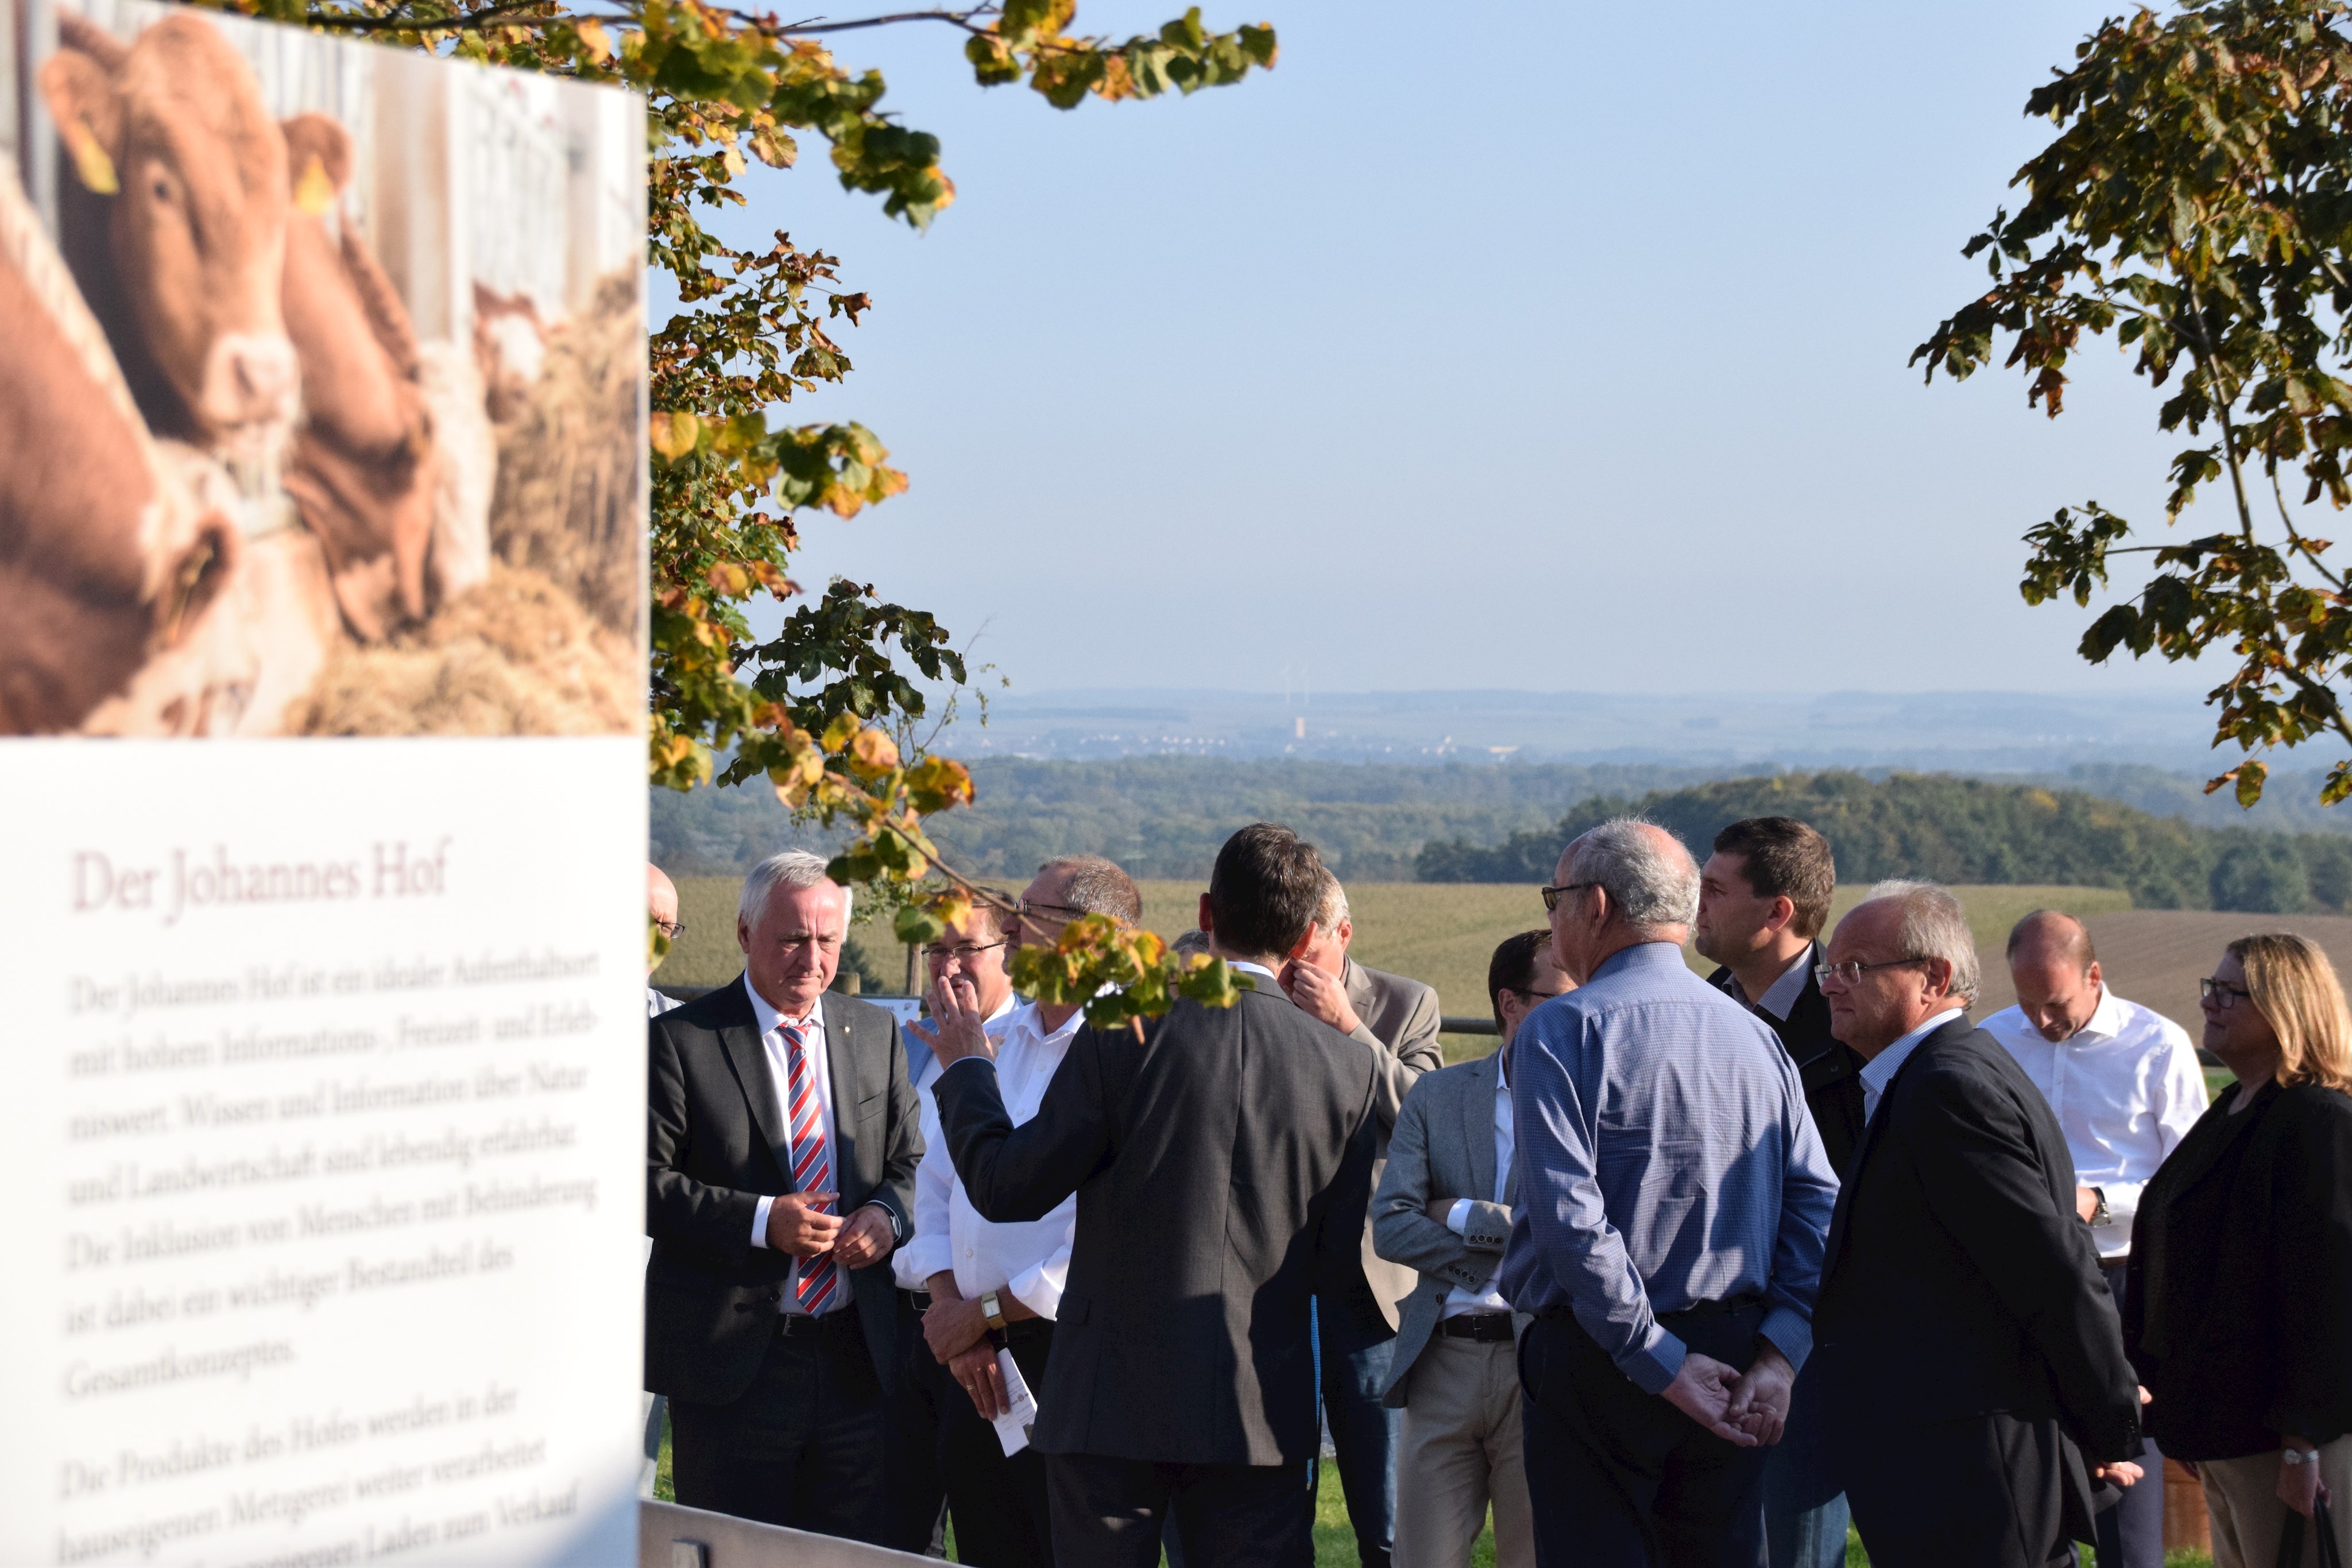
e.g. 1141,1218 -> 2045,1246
1709,956 -> 1867,1175
1814,1019 -> 2142,1471
2123,1080 -> 2352,1458
644,977 -> 922,1404
933,985 -> 1382,1467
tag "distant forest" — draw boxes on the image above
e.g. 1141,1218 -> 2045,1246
1419,772 -> 2352,914
648,756 -> 2352,912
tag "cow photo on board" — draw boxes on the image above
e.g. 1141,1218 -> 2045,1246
0,0 -> 645,737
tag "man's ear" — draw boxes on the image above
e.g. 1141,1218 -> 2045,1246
40,50 -> 124,195
1284,926 -> 1317,962
2085,959 -> 2103,992
1336,917 -> 1353,951
1768,895 -> 1797,936
1196,893 -> 1214,936
736,915 -> 752,956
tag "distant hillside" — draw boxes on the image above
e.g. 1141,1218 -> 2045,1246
1417,771 -> 2352,915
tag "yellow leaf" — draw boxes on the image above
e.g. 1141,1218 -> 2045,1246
849,727 -> 900,774
649,410 -> 701,460
575,17 -> 612,60
820,713 -> 862,753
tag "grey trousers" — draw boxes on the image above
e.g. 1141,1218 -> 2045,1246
2202,1437 -> 2352,1568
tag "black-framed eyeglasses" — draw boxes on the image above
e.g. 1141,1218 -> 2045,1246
1015,900 -> 1089,923
2200,977 -> 2253,1010
1539,882 -> 1596,913
924,939 -> 1008,963
1507,986 -> 1569,1002
1814,957 -> 1931,988
653,917 -> 686,939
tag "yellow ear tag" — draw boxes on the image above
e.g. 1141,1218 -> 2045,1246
67,121 -> 117,194
294,155 -> 335,216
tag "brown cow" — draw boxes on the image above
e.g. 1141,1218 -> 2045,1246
0,160 -> 250,736
38,12 -> 298,464
278,112 -> 438,641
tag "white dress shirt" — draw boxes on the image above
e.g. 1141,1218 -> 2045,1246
1440,1061 -> 1514,1318
893,1000 -> 1082,1315
906,996 -> 1018,1099
647,985 -> 682,1017
1727,944 -> 1815,1023
742,977 -> 852,1314
1982,986 -> 2208,1259
1859,1007 -> 1966,1125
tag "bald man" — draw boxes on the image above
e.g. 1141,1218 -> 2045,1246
648,864 -> 684,1017
1980,911 -> 2206,1568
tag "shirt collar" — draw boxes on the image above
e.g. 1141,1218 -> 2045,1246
1229,959 -> 1282,984
1591,941 -> 1688,981
1753,944 -> 1816,1023
1859,1006 -> 1965,1108
742,974 -> 821,1037
2070,984 -> 2123,1043
1004,997 -> 1083,1046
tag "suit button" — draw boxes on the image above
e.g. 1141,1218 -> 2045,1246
768,1291 -> 782,1303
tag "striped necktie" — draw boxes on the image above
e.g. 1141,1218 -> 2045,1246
780,1021 -> 837,1315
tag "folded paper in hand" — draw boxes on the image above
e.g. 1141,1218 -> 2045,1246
993,1348 -> 1038,1457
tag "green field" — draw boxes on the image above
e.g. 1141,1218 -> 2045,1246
658,877 -> 2138,1064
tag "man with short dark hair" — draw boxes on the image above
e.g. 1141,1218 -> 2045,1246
1371,930 -> 1569,1568
645,851 -> 923,1544
1284,872 -> 1443,1568
925,823 -> 1384,1566
1982,909 -> 2204,1568
1812,884 -> 2145,1568
1503,820 -> 1837,1567
1692,816 -> 1858,1568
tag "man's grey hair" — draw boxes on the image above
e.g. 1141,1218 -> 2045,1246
1314,870 -> 1350,932
1037,854 -> 1142,923
1568,819 -> 1699,931
738,850 -> 851,928
1867,878 -> 1980,1006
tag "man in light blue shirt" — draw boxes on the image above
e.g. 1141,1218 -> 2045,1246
1501,820 -> 1838,1567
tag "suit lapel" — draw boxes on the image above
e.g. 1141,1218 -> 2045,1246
716,976 -> 798,1187
1822,1017 -> 1963,1274
1463,1053 -> 1499,1204
821,993 -> 860,1190
1344,959 -> 1378,1036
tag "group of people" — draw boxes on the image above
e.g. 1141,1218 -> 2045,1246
641,813 -> 2352,1568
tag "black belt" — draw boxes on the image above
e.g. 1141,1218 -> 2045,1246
776,1309 -> 861,1338
1439,1314 -> 1515,1343
1658,1294 -> 1764,1321
899,1289 -> 932,1313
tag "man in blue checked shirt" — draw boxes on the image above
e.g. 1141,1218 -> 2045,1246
1500,820 -> 1838,1568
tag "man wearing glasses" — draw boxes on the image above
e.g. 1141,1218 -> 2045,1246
883,897 -> 1020,1555
1810,882 -> 2144,1568
648,862 -> 684,1017
1501,820 -> 1836,1568
1369,928 -> 1570,1568
898,855 -> 1142,1567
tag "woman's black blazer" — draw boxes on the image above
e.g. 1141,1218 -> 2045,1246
2122,1079 -> 2352,1460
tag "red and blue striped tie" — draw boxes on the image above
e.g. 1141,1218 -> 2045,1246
781,1023 -> 837,1315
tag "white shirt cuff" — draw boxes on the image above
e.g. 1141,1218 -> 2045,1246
1446,1198 -> 1471,1236
1007,1259 -> 1067,1322
898,1236 -> 952,1286
751,1194 -> 774,1250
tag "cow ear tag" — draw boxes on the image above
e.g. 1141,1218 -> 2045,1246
295,155 -> 335,216
65,120 -> 117,195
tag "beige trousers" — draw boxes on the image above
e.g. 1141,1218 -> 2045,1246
2202,1437 -> 2352,1568
1393,1333 -> 1534,1568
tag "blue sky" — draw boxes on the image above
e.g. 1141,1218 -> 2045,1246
720,0 -> 2219,699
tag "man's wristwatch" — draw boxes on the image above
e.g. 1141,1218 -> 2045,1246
981,1290 -> 1008,1333
2087,1188 -> 2111,1228
2285,1447 -> 2323,1466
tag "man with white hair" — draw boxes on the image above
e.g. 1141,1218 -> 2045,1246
644,850 -> 923,1544
1499,819 -> 1838,1566
1810,882 -> 2145,1568
648,862 -> 684,1017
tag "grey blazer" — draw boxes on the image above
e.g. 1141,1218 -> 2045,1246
1370,1051 -> 1524,1407
644,978 -> 922,1404
1344,958 -> 1445,1329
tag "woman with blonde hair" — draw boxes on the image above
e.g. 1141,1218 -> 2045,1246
2123,933 -> 2352,1567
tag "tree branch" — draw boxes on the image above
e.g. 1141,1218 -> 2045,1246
2271,469 -> 2350,593
301,0 -> 552,32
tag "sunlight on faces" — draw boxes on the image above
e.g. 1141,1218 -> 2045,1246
925,904 -> 1012,1018
2200,950 -> 2280,1079
1297,914 -> 1351,979
647,864 -> 679,979
738,878 -> 850,1017
1821,899 -> 1953,1057
1692,850 -> 1788,968
1009,867 -> 1083,959
1498,946 -> 1573,1048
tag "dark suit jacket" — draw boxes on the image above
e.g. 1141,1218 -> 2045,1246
1814,1019 -> 2142,1474
2123,1079 -> 2352,1458
644,977 -> 922,1404
933,985 -> 1382,1467
1709,956 -> 1867,1175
